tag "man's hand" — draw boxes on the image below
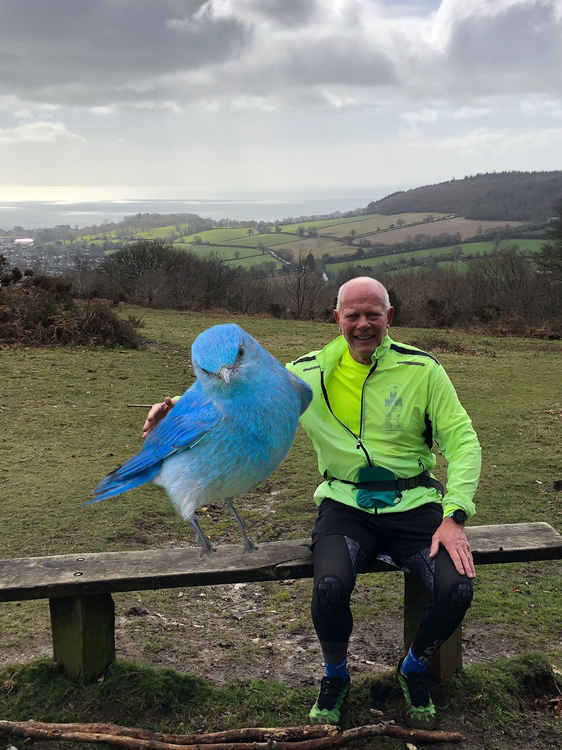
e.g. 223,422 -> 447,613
430,516 -> 475,578
142,397 -> 178,439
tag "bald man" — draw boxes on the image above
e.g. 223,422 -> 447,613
286,277 -> 480,728
143,276 -> 481,729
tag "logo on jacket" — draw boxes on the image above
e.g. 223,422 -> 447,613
384,387 -> 402,431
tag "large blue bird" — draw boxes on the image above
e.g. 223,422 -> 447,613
89,323 -> 312,553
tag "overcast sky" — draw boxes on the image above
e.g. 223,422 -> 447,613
1,0 -> 561,201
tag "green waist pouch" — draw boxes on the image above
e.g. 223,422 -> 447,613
355,466 -> 401,510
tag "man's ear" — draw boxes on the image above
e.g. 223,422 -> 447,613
387,306 -> 395,327
334,308 -> 341,331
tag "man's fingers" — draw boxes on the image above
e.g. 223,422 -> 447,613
142,400 -> 171,438
449,542 -> 475,578
459,545 -> 476,579
429,536 -> 440,559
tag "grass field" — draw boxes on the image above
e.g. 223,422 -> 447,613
328,237 -> 547,272
314,213 -> 448,238
172,242 -> 283,268
228,233 -> 298,248
74,218 -> 543,276
342,217 -> 523,244
1,309 -> 560,746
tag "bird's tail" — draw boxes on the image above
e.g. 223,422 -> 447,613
86,463 -> 160,504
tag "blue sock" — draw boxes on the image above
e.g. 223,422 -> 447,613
325,658 -> 349,682
401,647 -> 428,675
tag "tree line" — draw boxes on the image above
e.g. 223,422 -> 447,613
366,171 -> 562,223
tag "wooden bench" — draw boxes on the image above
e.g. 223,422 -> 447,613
1,522 -> 560,684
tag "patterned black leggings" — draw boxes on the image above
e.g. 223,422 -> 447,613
311,532 -> 473,661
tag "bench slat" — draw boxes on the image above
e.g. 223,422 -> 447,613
1,522 -> 560,603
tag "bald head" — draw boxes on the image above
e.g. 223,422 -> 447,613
336,277 -> 390,312
334,276 -> 394,364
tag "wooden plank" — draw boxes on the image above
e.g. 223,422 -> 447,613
0,523 -> 560,602
465,522 -> 562,563
0,539 -> 397,602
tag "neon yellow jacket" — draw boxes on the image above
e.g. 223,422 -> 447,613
286,333 -> 481,518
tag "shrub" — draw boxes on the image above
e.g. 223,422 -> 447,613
0,275 -> 142,348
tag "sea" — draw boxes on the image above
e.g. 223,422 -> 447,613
0,185 -> 397,231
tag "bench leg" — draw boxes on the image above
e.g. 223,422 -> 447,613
403,572 -> 462,682
49,593 -> 115,683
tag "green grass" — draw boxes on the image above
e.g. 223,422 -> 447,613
228,233 -> 297,248
1,312 -> 560,721
328,237 -> 547,271
0,653 -> 560,749
281,212 -> 445,234
182,227 -> 251,244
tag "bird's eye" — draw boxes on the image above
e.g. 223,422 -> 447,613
238,345 -> 245,358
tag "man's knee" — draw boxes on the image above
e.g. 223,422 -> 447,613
313,574 -> 351,613
450,580 -> 473,610
435,549 -> 474,613
438,576 -> 473,616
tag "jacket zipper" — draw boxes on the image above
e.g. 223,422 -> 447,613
358,361 -> 378,461
320,363 -> 378,467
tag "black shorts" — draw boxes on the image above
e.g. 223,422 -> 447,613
311,497 -> 443,568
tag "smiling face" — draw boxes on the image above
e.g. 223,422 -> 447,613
334,278 -> 394,364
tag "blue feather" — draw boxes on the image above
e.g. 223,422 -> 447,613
89,323 -> 312,552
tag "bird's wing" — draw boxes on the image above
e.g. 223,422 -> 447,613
89,383 -> 223,502
143,383 -> 223,463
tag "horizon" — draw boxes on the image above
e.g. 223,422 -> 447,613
0,186 -> 393,230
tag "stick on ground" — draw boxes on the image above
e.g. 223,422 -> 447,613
0,720 -> 465,747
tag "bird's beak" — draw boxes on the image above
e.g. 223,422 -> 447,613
217,366 -> 233,384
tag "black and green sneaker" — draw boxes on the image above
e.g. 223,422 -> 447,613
309,676 -> 350,724
397,660 -> 437,730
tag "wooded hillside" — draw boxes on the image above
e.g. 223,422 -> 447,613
366,171 -> 562,222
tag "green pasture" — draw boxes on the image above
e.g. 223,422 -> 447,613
180,243 -> 281,268
171,243 -> 233,260
320,213 -> 448,238
135,223 -> 189,240
328,238 -> 546,271
182,227 -> 250,244
275,236 -> 353,258
498,237 -> 545,253
280,215 -> 369,232
222,253 -> 283,270
228,233 -> 297,248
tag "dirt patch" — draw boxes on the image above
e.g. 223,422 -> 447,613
2,579 -> 556,687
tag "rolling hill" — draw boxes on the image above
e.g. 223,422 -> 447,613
365,171 -> 562,222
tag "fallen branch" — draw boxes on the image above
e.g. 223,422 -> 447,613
0,721 -> 337,745
0,720 -> 464,747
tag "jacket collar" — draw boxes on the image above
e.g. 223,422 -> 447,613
316,332 -> 393,376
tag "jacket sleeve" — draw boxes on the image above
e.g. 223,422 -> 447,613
428,364 -> 481,519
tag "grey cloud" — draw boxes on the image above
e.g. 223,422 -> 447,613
444,1 -> 562,94
0,0 -> 251,98
1,0 -> 560,116
279,38 -> 397,87
246,0 -> 320,26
